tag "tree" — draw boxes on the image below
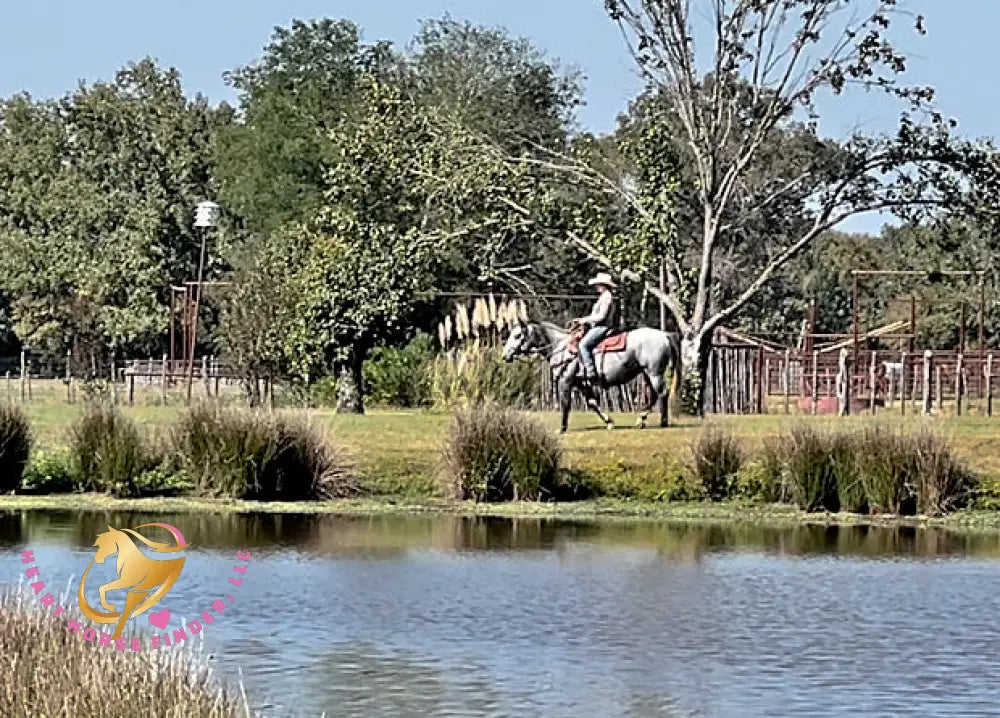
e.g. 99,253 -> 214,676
215,19 -> 397,236
0,60 -> 231,366
503,0 -> 995,412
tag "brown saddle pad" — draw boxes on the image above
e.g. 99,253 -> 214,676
567,328 -> 627,354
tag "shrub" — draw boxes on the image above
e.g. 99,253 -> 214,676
784,425 -> 840,512
431,347 -> 541,409
20,449 -> 78,494
442,403 -> 562,502
171,405 -> 357,501
364,333 -> 434,407
691,427 -> 744,501
0,404 -> 32,493
69,404 -> 155,498
769,424 -> 974,517
0,585 -> 249,716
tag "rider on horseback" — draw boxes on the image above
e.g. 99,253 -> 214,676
574,272 -> 619,383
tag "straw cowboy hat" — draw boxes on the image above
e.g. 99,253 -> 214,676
588,272 -> 616,289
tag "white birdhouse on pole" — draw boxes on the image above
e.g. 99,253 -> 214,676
194,201 -> 219,228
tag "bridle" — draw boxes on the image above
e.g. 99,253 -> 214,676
509,323 -> 577,378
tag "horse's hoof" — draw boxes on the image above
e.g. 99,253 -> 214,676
606,422 -> 615,431
636,421 -> 646,430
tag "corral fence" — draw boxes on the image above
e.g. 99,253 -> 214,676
763,347 -> 1000,416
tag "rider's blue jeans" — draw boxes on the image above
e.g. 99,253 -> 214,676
580,326 -> 609,376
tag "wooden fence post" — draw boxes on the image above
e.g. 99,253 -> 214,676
837,348 -> 850,416
900,352 -> 908,416
65,349 -> 72,404
888,364 -> 896,408
783,349 -> 791,415
869,351 -> 877,414
922,350 -> 933,415
5,371 -> 9,403
202,356 -> 209,397
161,354 -> 168,404
764,358 -> 771,400
936,365 -> 943,411
988,354 -> 994,418
27,360 -> 32,401
20,350 -> 26,402
811,350 -> 819,415
128,367 -> 135,407
955,354 -> 964,416
110,353 -> 117,406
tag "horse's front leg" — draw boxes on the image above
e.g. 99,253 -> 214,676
581,382 -> 614,430
558,377 -> 572,434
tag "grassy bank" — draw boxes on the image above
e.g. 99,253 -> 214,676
8,384 -> 1000,521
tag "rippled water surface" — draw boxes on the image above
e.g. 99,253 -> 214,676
3,511 -> 1000,717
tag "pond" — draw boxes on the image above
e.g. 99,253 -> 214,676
3,511 -> 1000,717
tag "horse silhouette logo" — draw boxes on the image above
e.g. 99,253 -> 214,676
77,523 -> 189,639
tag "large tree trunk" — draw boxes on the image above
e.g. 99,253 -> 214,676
336,344 -> 366,415
679,329 -> 713,416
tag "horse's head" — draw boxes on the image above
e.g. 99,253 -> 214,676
92,526 -> 122,564
502,320 -> 544,362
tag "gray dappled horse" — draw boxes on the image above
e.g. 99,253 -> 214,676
502,320 -> 681,433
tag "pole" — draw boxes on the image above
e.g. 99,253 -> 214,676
658,259 -> 667,332
852,273 -> 859,374
988,353 -> 994,418
66,349 -> 72,404
909,295 -> 916,354
956,353 -> 964,417
186,228 -> 208,403
19,350 -> 25,402
811,350 -> 819,415
169,290 -> 176,366
922,350 -> 933,415
960,301 -> 967,355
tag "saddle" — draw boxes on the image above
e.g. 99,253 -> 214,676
567,325 -> 628,355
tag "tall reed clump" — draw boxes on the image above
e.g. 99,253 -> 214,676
69,403 -> 156,498
0,404 -> 32,493
171,405 -> 357,501
0,585 -> 249,717
690,426 -> 744,501
442,403 -> 562,502
431,296 -> 540,409
764,424 -> 976,517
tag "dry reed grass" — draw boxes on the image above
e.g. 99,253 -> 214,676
0,583 -> 251,717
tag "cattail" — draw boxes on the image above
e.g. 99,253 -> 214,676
518,299 -> 529,323
438,322 -> 446,349
444,315 -> 453,344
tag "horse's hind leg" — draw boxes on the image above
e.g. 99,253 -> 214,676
558,377 -> 572,434
636,372 -> 660,429
649,374 -> 670,428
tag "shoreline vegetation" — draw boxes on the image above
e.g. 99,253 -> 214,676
7,492 -> 1000,531
4,387 -> 1000,531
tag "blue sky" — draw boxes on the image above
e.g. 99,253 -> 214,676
1,0 -> 996,234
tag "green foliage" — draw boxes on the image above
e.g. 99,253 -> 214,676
573,458 -> 701,502
170,406 -> 358,501
690,427 -> 744,501
69,404 -> 156,498
364,334 -> 435,408
134,466 -> 193,498
216,19 -> 394,235
20,449 -> 77,495
430,347 -> 541,409
0,59 -> 231,363
442,404 -> 562,502
0,404 -> 32,493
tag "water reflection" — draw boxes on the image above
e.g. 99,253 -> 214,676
4,510 -> 1000,560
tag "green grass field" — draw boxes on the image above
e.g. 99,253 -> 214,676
13,379 -> 1000,491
